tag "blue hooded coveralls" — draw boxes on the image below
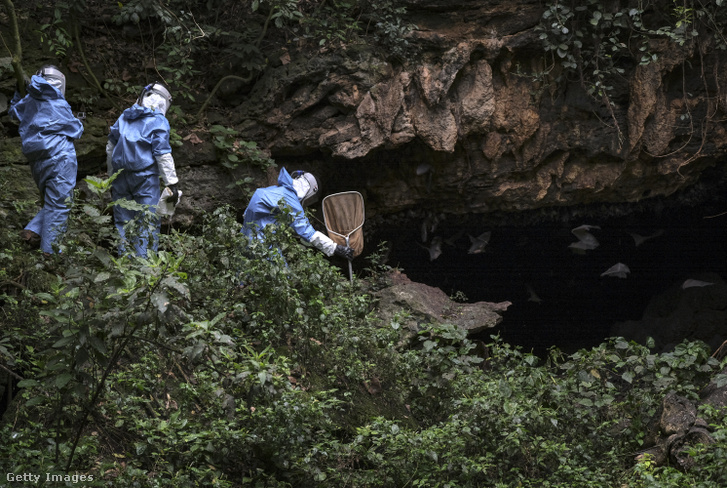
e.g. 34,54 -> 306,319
9,75 -> 84,254
241,168 -> 317,245
108,104 -> 172,257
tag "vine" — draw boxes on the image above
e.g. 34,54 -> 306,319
1,0 -> 28,93
536,0 -> 727,149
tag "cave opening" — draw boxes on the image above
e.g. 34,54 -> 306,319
369,169 -> 727,356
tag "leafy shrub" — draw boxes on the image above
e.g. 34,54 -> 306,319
1,175 -> 726,487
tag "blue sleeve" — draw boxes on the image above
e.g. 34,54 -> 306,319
56,102 -> 84,140
281,193 -> 316,241
108,119 -> 120,145
151,117 -> 172,156
30,98 -> 84,141
9,91 -> 23,107
8,91 -> 24,121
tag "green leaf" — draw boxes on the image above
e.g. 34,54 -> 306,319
90,335 -> 107,354
162,276 -> 190,299
94,271 -> 111,283
25,396 -> 44,407
75,346 -> 89,365
152,291 -> 170,313
52,336 -> 75,348
188,342 -> 206,361
83,204 -> 101,217
110,322 -> 125,338
17,379 -> 40,388
55,373 -> 73,388
622,371 -> 635,383
498,380 -> 513,398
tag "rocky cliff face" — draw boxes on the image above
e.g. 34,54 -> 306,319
206,0 -> 727,221
2,1 -> 726,224
2,4 -> 726,352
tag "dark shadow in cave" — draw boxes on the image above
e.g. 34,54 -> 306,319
371,173 -> 727,356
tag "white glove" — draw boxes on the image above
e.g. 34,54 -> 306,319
158,187 -> 182,216
309,231 -> 337,257
156,152 -> 179,186
105,140 -> 115,175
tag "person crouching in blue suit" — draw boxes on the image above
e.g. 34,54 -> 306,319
9,65 -> 84,254
241,168 -> 354,261
106,83 -> 179,258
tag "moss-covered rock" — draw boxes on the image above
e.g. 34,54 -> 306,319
75,116 -> 108,175
0,163 -> 37,203
0,137 -> 26,166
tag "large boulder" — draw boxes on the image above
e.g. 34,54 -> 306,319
374,269 -> 511,334
611,273 -> 727,352
637,392 -> 714,470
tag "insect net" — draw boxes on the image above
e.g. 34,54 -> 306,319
322,191 -> 365,257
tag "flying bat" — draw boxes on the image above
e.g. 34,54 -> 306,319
416,163 -> 432,176
682,279 -> 715,289
600,263 -> 630,278
420,214 -> 442,242
419,236 -> 443,261
526,284 -> 542,304
569,224 -> 600,253
467,231 -> 492,254
629,229 -> 664,247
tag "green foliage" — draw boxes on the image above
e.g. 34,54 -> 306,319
535,0 -> 727,129
361,240 -> 395,290
102,78 -> 137,99
209,124 -> 276,197
37,7 -> 73,58
253,0 -> 304,29
102,0 -> 419,106
366,0 -> 418,60
112,0 -> 203,102
36,1 -> 85,58
2,179 -> 727,485
537,0 -> 637,104
299,0 -> 361,48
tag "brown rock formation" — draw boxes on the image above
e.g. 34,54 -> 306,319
373,269 -> 510,335
3,1 -> 726,226
206,1 -> 727,221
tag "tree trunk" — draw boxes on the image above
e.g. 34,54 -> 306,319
2,0 -> 27,95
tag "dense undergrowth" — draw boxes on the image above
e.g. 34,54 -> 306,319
1,176 -> 727,487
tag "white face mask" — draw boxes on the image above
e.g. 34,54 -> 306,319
141,93 -> 169,115
292,177 -> 311,201
45,75 -> 66,96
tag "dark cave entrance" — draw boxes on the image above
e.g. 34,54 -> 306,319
370,172 -> 727,356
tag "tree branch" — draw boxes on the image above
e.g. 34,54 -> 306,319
195,74 -> 253,120
194,4 -> 276,120
72,20 -> 121,112
1,0 -> 28,95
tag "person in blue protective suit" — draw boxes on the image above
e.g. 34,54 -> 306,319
106,83 -> 179,258
9,65 -> 84,254
241,167 -> 354,260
